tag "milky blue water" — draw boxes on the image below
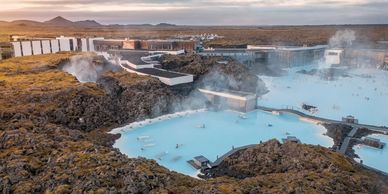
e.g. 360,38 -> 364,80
258,66 -> 388,126
113,65 -> 388,175
258,65 -> 388,173
113,110 -> 333,176
354,134 -> 388,173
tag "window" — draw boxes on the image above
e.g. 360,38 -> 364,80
328,52 -> 338,56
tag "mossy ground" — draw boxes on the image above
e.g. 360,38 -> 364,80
0,54 -> 387,193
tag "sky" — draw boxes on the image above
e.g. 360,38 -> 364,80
0,0 -> 388,25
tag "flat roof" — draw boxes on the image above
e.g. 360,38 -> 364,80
109,50 -> 151,65
277,45 -> 328,51
201,48 -> 248,53
136,68 -> 187,78
198,88 -> 257,101
194,155 -> 209,162
201,45 -> 327,53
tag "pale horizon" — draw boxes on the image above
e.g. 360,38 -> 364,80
1,0 -> 388,25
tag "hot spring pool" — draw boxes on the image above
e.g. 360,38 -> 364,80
112,65 -> 388,176
354,134 -> 388,173
258,67 -> 388,126
112,110 -> 333,176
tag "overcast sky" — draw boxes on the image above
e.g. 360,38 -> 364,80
1,0 -> 388,25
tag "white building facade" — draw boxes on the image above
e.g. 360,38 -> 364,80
325,49 -> 344,65
9,36 -> 104,58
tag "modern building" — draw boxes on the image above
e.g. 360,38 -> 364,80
187,155 -> 212,170
362,137 -> 385,149
198,88 -> 257,112
282,136 -> 301,144
342,115 -> 359,124
7,36 -> 104,58
325,47 -> 388,68
325,49 -> 344,65
122,39 -> 198,52
199,45 -> 327,67
87,39 -> 198,52
268,45 -> 327,67
94,39 -> 124,51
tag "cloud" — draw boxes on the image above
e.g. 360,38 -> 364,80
1,0 -> 387,25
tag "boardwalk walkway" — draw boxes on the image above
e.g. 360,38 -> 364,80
256,106 -> 388,133
211,144 -> 257,167
339,127 -> 359,154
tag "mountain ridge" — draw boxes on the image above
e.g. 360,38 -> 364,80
0,16 -> 102,27
0,17 -> 180,27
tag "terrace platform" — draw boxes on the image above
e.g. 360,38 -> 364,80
198,88 -> 257,112
100,50 -> 194,86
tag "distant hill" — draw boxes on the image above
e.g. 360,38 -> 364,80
156,23 -> 176,27
74,20 -> 102,27
0,17 -> 178,28
0,16 -> 102,27
0,21 -> 8,26
44,16 -> 74,26
44,16 -> 102,27
9,20 -> 42,26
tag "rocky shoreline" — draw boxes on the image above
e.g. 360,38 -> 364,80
323,123 -> 385,159
202,140 -> 388,193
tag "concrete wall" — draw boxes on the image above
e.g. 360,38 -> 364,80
158,74 -> 194,86
9,36 -> 105,58
343,49 -> 388,68
81,38 -> 88,52
198,89 -> 257,112
32,41 -> 42,55
56,36 -> 77,51
325,49 -> 343,65
21,41 -> 32,56
59,39 -> 70,51
88,37 -> 104,52
51,40 -> 60,53
11,42 -> 22,57
42,40 -> 51,54
123,40 -> 137,50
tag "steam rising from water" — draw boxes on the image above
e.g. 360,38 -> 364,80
168,63 -> 266,113
62,55 -> 121,83
329,30 -> 355,48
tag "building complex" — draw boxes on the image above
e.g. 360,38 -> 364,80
199,45 -> 327,67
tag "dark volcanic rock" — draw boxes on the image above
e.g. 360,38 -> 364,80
204,140 -> 388,193
324,123 -> 353,150
160,54 -> 268,95
1,54 -> 387,193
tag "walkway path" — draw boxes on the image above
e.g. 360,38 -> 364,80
211,144 -> 257,167
256,105 -> 388,133
339,127 -> 359,154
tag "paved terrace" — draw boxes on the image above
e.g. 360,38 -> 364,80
338,127 -> 359,154
100,50 -> 194,86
